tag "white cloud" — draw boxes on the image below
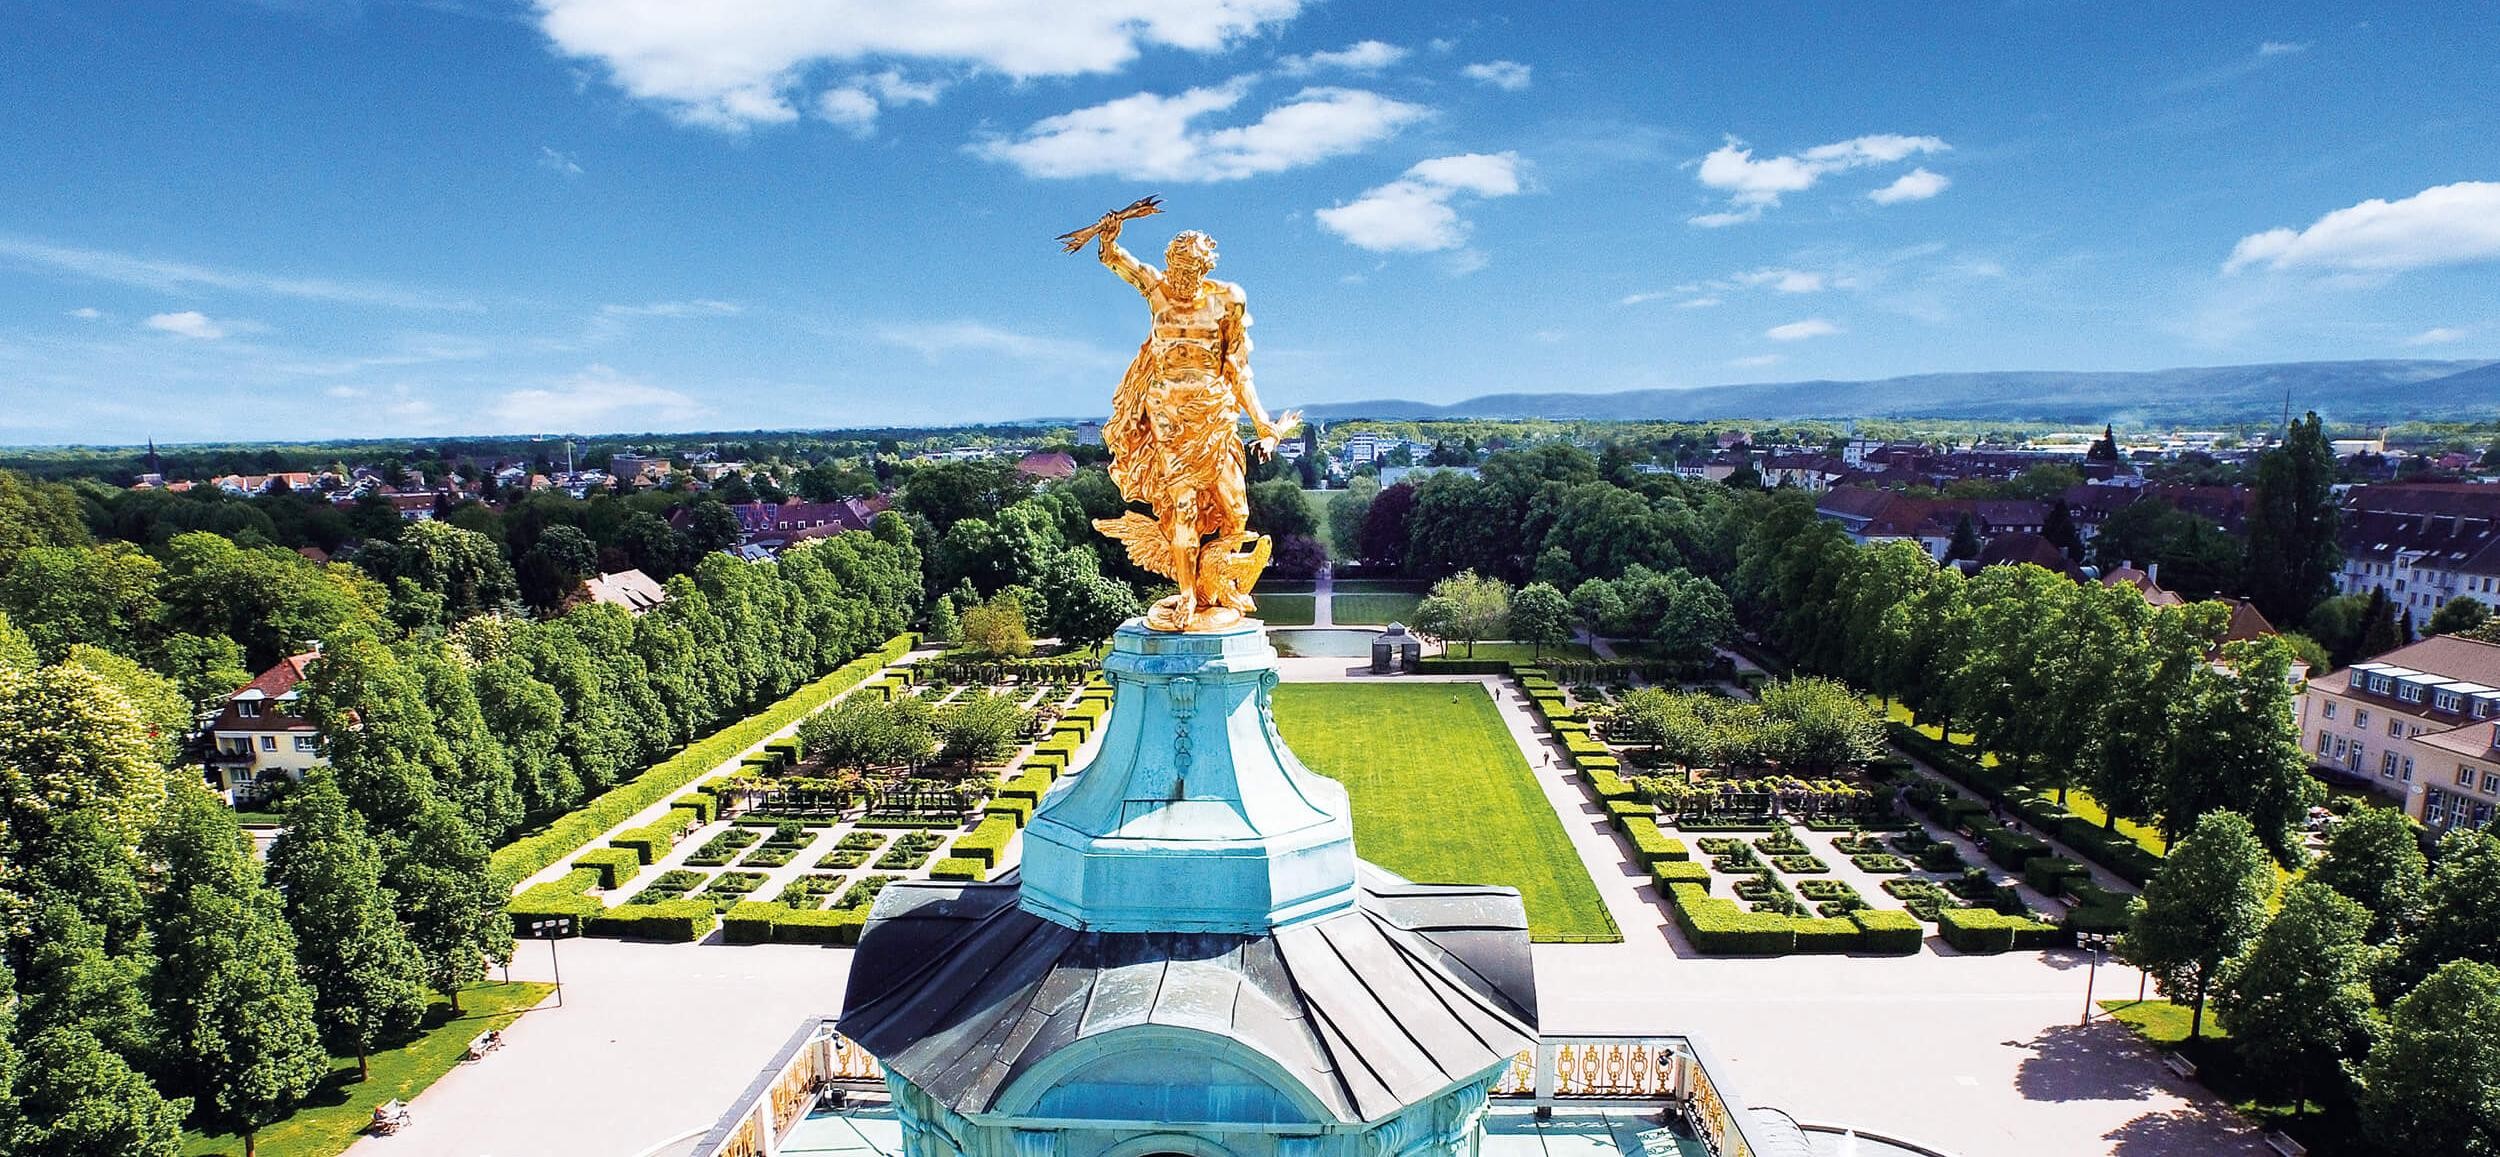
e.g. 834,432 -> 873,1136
2258,40 -> 2309,56
1619,291 -> 1668,306
1728,354 -> 1783,368
1765,318 -> 1841,341
1316,151 -> 1523,253
976,79 -> 1428,181
816,87 -> 879,135
1677,296 -> 1722,309
537,146 -> 584,176
876,320 -> 1123,372
535,0 -> 1303,130
1868,167 -> 1950,204
600,299 -> 742,318
1733,268 -> 1827,293
67,307 -> 103,320
2223,182 -> 2500,275
1280,40 -> 1404,75
145,311 -> 228,339
491,365 -> 706,431
2405,326 -> 2467,346
0,235 -> 476,310
1461,60 -> 1530,90
1689,133 -> 1947,225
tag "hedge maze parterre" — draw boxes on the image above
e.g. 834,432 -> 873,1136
509,644 -> 1117,946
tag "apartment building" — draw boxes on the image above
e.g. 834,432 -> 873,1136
2300,634 -> 2500,830
2334,483 -> 2500,616
204,652 -> 325,805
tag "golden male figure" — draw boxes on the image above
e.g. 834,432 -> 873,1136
1076,205 -> 1297,632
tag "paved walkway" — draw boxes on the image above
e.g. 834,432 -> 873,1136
1313,567 -> 1336,626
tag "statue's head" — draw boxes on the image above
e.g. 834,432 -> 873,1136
1164,231 -> 1216,295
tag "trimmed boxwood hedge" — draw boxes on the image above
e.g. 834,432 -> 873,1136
588,898 -> 716,941
508,868 -> 603,933
1937,907 -> 2061,953
1791,917 -> 1862,954
1851,908 -> 1923,954
490,633 -> 914,885
607,807 -> 700,865
1649,860 -> 1711,890
2022,855 -> 2090,894
1620,817 -> 1689,864
1967,818 -> 2052,871
720,901 -> 868,944
929,856 -> 988,882
572,847 -> 643,890
1665,882 -> 1797,955
1586,769 -> 1638,802
951,816 -> 1016,866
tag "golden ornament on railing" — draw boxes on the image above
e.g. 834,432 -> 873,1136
1062,197 -> 1300,632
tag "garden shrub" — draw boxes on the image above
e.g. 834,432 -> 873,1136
722,901 -> 781,944
572,847 -> 643,890
1937,908 -> 2059,954
930,856 -> 987,882
1851,909 -> 1923,954
588,898 -> 716,941
1666,883 -> 1796,955
951,816 -> 1016,866
1966,819 -> 2052,870
507,868 -> 603,934
984,795 -> 1035,826
675,791 -> 719,824
491,634 -> 913,884
1414,658 -> 1510,675
1620,817 -> 1688,864
1586,769 -> 1638,802
2022,855 -> 2089,895
1649,860 -> 1711,890
1849,853 -> 1911,873
608,807 -> 700,865
772,907 -> 867,944
1791,917 -> 1862,954
1770,855 -> 1830,874
1602,799 -> 1651,829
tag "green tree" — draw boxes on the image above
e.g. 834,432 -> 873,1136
0,610 -> 35,672
388,802 -> 508,1014
144,780 -> 327,1157
1510,582 -> 1572,658
2308,804 -> 2427,944
2123,809 -> 2274,1039
1754,676 -> 1886,772
937,691 -> 1031,770
2355,586 -> 2405,660
0,661 -> 170,933
0,544 -> 165,662
2244,412 -> 2341,626
1326,476 -> 1378,559
517,524 -> 598,611
1036,552 -> 1140,648
925,592 -> 961,644
1414,570 -> 1510,657
2359,960 -> 2500,1157
2388,826 -> 2500,992
2213,882 -> 2381,1118
300,629 -> 450,832
1247,478 -> 1319,540
800,694 -> 937,771
959,595 -> 1033,659
265,771 -> 428,1079
158,631 -> 252,705
58,645 -> 191,767
2159,638 -> 2319,857
1945,513 -> 1980,562
356,520 -> 518,628
2428,595 -> 2490,636
0,469 -> 90,573
11,1025 -> 188,1157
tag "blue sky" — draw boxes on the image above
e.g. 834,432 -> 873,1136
1,0 -> 2495,444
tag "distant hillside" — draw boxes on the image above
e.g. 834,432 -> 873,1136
1293,359 -> 2498,426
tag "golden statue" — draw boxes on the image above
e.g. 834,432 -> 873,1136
1062,198 -> 1300,632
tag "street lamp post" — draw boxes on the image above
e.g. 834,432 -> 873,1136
2077,931 -> 2115,1026
528,917 -> 570,1008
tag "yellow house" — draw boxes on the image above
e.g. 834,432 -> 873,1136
205,652 -> 326,806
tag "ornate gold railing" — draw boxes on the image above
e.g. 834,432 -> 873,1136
1486,1036 -> 1759,1157
695,1019 -> 886,1157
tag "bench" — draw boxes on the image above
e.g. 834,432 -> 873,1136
464,1030 -> 503,1061
2160,1051 -> 2197,1079
2263,1131 -> 2307,1157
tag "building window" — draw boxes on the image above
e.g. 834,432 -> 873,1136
237,700 -> 261,718
2405,757 -> 2416,781
2318,729 -> 2333,754
2485,768 -> 2500,793
2438,690 -> 2464,713
2478,699 -> 2495,720
2391,719 -> 2407,737
2370,675 -> 2393,695
2356,709 -> 2371,729
2460,765 -> 2479,788
292,735 -> 318,753
2389,752 -> 2405,778
2428,789 -> 2449,825
258,735 -> 276,752
2349,671 -> 2367,689
2323,701 -> 2339,720
2398,682 -> 2425,703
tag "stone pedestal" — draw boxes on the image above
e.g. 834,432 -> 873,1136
1018,621 -> 1358,933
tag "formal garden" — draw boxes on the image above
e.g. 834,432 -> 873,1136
507,645 -> 1117,946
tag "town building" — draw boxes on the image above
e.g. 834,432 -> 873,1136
2300,634 -> 2500,830
204,652 -> 324,805
1014,449 -> 1078,481
575,568 -> 669,614
2333,483 -> 2500,616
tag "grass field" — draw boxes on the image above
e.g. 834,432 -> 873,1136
183,982 -> 554,1157
1255,594 -> 1317,626
1332,592 -> 1423,625
1330,579 -> 1426,594
1458,642 -> 1600,663
1273,683 -> 1620,942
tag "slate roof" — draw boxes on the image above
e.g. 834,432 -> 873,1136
838,864 -> 1538,1126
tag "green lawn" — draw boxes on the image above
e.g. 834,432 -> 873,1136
1255,594 -> 1317,626
2102,999 -> 2353,1149
1273,683 -> 1620,942
1455,642 -> 1600,663
1332,592 -> 1423,625
183,982 -> 554,1157
1331,579 -> 1426,594
1879,700 -> 2171,856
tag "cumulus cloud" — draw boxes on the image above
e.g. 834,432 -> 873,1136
1677,296 -> 1722,308
491,365 -> 706,431
537,146 -> 584,176
975,79 -> 1427,181
816,87 -> 880,135
2405,326 -> 2467,346
1868,167 -> 1950,204
1765,318 -> 1841,341
1280,40 -> 1404,75
2223,182 -> 2500,275
1461,60 -> 1530,90
535,0 -> 1303,130
1690,133 -> 1947,225
815,70 -> 944,136
1316,151 -> 1523,253
145,311 -> 228,339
